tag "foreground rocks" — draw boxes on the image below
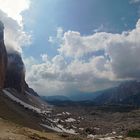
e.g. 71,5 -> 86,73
51,105 -> 140,138
0,117 -> 139,140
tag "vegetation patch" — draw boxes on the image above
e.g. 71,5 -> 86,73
127,130 -> 140,138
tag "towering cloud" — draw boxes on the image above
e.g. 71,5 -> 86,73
25,19 -> 140,95
0,0 -> 30,24
0,0 -> 31,53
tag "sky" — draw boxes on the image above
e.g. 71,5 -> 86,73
0,0 -> 140,96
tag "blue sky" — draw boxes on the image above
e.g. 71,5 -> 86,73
22,0 -> 139,60
1,0 -> 140,96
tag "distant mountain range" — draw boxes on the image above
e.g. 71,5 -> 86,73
42,91 -> 102,102
43,81 -> 140,107
94,80 -> 140,106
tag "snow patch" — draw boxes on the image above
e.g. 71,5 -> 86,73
41,124 -> 77,135
99,137 -> 117,140
41,124 -> 62,132
3,89 -> 51,114
65,118 -> 76,122
65,112 -> 71,115
56,113 -> 62,116
87,134 -> 96,139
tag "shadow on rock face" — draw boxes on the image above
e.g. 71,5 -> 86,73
5,52 -> 25,94
0,21 -> 7,89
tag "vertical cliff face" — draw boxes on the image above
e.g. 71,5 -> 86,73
0,21 -> 38,96
0,20 -> 25,94
4,52 -> 38,95
0,21 -> 7,89
5,52 -> 25,94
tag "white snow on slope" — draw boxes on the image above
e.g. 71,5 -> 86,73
58,124 -> 77,134
87,134 -> 96,139
99,137 -> 118,140
87,135 -> 123,140
65,118 -> 76,122
3,89 -> 50,114
66,112 -> 71,115
41,124 -> 62,132
41,124 -> 77,135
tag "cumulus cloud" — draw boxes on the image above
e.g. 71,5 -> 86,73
25,54 -> 116,95
0,0 -> 30,24
58,31 -> 111,58
0,0 -> 31,53
130,0 -> 140,4
105,20 -> 140,80
25,19 -> 140,95
48,27 -> 64,45
1,0 -> 139,96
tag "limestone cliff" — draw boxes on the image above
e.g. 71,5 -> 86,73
0,21 -> 7,89
0,20 -> 38,96
4,52 -> 25,93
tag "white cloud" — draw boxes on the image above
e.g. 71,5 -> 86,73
25,19 -> 140,96
106,20 -> 140,80
0,0 -> 31,53
0,10 -> 31,53
25,54 -> 116,95
93,24 -> 104,33
41,54 -> 49,62
58,30 -> 111,58
0,0 -> 30,24
130,0 -> 140,3
48,27 -> 64,44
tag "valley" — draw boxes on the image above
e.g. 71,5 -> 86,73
0,102 -> 140,140
0,3 -> 140,139
46,104 -> 140,139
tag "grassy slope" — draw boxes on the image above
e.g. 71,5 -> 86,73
127,130 -> 140,138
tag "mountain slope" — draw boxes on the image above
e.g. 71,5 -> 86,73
0,89 -> 50,130
94,81 -> 140,106
0,117 -> 69,140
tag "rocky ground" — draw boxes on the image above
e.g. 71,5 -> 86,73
48,105 -> 140,139
0,117 -> 67,140
0,117 -> 139,140
0,89 -> 140,140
